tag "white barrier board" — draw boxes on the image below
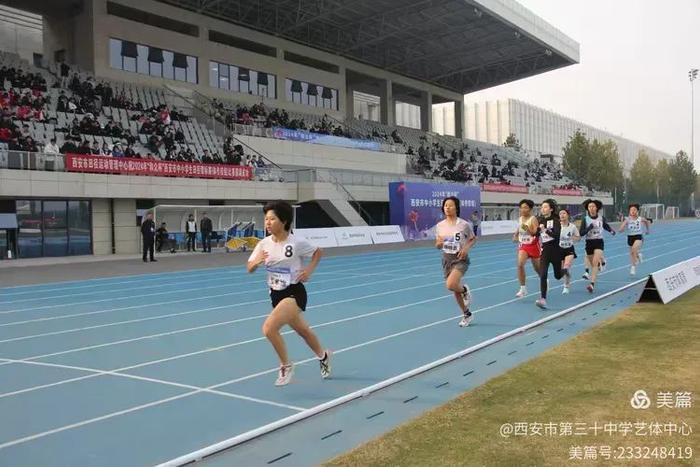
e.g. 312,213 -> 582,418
334,226 -> 373,246
480,220 -> 518,236
293,228 -> 339,248
650,255 -> 700,304
369,225 -> 405,244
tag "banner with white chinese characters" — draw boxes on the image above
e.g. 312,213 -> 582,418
649,255 -> 700,304
293,228 -> 339,248
65,154 -> 253,180
389,182 -> 481,241
271,127 -> 381,151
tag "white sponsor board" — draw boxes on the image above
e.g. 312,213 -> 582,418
369,225 -> 405,244
480,220 -> 518,236
649,255 -> 700,304
334,226 -> 373,247
293,228 -> 338,248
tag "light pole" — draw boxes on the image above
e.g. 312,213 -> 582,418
690,68 -> 699,166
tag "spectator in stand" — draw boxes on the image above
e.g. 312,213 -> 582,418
100,142 -> 111,156
112,144 -> 124,157
91,141 -> 101,155
59,137 -> 78,154
76,140 -> 91,154
43,138 -> 59,155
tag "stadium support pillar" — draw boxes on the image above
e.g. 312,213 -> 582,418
345,82 -> 355,121
421,91 -> 432,132
380,79 -> 394,126
113,199 -> 138,255
454,98 -> 464,139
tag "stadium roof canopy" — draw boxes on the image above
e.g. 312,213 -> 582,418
158,0 -> 580,94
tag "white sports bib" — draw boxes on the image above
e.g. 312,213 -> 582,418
266,266 -> 292,291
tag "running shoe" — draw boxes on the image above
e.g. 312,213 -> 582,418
275,363 -> 294,386
582,271 -> 590,280
630,266 -> 636,276
319,350 -> 332,379
516,287 -> 527,298
535,298 -> 547,309
562,286 -> 570,295
459,312 -> 473,327
586,284 -> 594,294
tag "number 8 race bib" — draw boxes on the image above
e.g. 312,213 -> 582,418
266,266 -> 292,291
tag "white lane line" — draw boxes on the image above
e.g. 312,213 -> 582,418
0,241 -> 510,300
0,248 -> 672,452
1,238 -> 695,401
0,246 -> 519,312
0,357 -> 305,412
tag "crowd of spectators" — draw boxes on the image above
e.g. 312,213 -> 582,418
211,99 -> 352,138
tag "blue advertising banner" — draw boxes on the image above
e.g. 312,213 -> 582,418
272,127 -> 381,151
389,182 -> 481,240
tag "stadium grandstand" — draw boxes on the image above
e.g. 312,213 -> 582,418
0,0 -> 602,260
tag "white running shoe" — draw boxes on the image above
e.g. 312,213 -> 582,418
630,266 -> 636,276
275,363 -> 294,386
562,286 -> 570,295
319,350 -> 332,379
582,272 -> 590,280
535,298 -> 547,309
459,313 -> 473,327
516,287 -> 527,298
461,284 -> 471,309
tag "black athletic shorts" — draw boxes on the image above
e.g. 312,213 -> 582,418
270,282 -> 308,311
560,246 -> 577,259
585,239 -> 604,256
627,234 -> 643,247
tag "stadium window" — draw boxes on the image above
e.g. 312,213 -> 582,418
109,38 -> 198,84
285,78 -> 337,110
208,61 -> 276,99
218,63 -> 229,90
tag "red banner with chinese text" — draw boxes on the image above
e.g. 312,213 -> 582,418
65,154 -> 253,180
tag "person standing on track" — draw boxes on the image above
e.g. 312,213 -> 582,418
579,199 -> 616,293
514,199 -> 541,298
435,196 -> 477,327
535,199 -> 564,309
140,211 -> 157,263
247,200 -> 331,386
558,208 -> 580,295
618,203 -> 651,276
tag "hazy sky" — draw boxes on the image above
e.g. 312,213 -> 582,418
466,0 -> 700,167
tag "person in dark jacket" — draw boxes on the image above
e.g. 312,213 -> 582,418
200,212 -> 213,253
141,212 -> 157,262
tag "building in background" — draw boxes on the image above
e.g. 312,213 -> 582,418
464,99 -> 672,170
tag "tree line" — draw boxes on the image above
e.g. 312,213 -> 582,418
561,130 -> 697,215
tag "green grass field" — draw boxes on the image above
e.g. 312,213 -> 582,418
325,287 -> 700,467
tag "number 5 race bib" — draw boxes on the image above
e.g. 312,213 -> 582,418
266,266 -> 292,291
442,236 -> 460,254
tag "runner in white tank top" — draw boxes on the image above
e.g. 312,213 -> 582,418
558,208 -> 581,294
617,203 -> 651,275
435,196 -> 477,327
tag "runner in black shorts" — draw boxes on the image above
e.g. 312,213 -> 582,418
617,203 -> 651,276
558,208 -> 580,294
247,201 -> 331,386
